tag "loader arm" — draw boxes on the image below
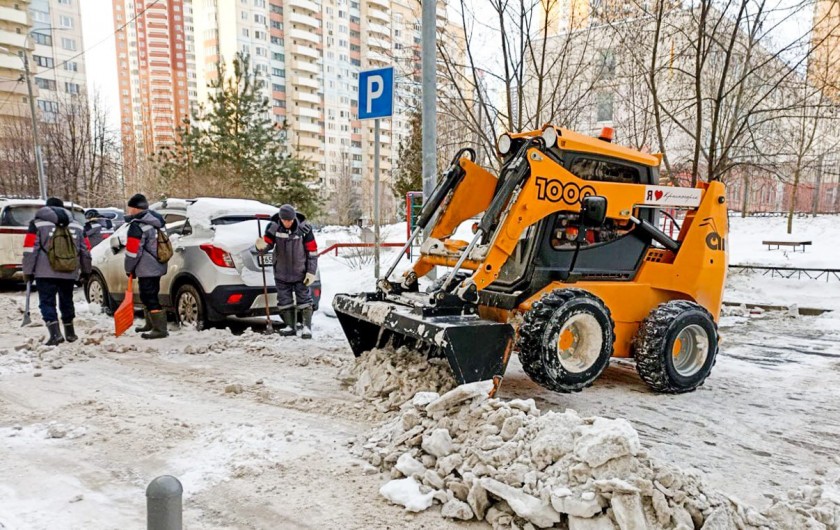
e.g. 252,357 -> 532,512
408,159 -> 499,280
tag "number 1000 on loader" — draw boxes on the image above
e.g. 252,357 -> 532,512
334,125 -> 728,395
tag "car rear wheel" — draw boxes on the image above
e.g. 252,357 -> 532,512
86,273 -> 115,315
175,283 -> 208,331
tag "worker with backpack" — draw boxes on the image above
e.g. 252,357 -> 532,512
124,193 -> 172,340
22,197 -> 92,346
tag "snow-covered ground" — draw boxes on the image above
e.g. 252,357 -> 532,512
0,215 -> 838,528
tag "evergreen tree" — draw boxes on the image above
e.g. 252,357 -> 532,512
392,108 -> 423,200
154,53 -> 320,216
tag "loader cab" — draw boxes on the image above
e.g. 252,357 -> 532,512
484,151 -> 660,306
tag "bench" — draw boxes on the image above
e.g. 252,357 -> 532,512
762,240 -> 812,252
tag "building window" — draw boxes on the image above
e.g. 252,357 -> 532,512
271,20 -> 282,30
242,28 -> 250,37
61,37 -> 77,51
273,99 -> 285,108
59,15 -> 74,28
255,0 -> 266,6
58,0 -> 71,4
596,92 -> 614,122
31,33 -> 52,46
37,100 -> 59,113
272,67 -> 285,77
598,49 -> 616,79
270,4 -> 282,15
64,61 -> 79,72
35,78 -> 57,91
65,82 -> 80,94
255,14 -> 267,24
33,55 -> 54,68
272,83 -> 283,92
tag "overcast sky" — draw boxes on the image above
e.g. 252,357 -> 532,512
80,0 -> 119,129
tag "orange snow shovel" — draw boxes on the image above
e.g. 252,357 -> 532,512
114,275 -> 134,337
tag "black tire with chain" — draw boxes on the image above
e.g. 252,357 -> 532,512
633,300 -> 718,393
516,288 -> 615,393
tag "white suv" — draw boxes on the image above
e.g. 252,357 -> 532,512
0,198 -> 86,281
85,198 -> 321,329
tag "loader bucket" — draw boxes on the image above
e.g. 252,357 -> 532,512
333,292 -> 514,385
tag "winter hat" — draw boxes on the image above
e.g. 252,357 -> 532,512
85,209 -> 99,219
279,204 -> 296,221
128,193 -> 149,209
46,197 -> 64,208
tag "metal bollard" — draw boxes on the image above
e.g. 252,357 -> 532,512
146,475 -> 183,530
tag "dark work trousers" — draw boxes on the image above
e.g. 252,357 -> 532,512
138,276 -> 163,311
276,280 -> 312,310
37,278 -> 76,323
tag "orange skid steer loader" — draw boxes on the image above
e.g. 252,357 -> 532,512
333,125 -> 728,394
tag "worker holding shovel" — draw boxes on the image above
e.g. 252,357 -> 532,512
22,197 -> 92,345
255,204 -> 318,339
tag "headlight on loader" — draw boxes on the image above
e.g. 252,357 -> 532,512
497,134 -> 512,155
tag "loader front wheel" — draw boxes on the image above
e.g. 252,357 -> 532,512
517,289 -> 614,393
633,300 -> 718,393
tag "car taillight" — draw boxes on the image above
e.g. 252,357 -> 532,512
226,294 -> 243,304
200,244 -> 235,268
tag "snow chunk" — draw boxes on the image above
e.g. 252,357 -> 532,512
425,380 -> 494,415
574,418 -> 640,468
421,429 -> 453,458
480,477 -> 561,528
395,453 -> 426,477
379,477 -> 435,512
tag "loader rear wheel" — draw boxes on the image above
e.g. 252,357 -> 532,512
633,300 -> 718,393
517,289 -> 615,393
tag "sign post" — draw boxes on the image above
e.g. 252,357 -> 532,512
358,66 -> 395,279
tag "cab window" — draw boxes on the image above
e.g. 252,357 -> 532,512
568,157 -> 641,184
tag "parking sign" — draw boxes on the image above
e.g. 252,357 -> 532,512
358,67 -> 394,120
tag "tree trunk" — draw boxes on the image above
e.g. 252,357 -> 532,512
740,172 -> 749,218
812,155 -> 823,217
787,165 -> 801,234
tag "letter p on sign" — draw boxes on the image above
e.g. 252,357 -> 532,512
359,67 -> 394,120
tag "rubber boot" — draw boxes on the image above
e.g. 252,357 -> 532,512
141,310 -> 169,340
135,308 -> 152,333
45,321 -> 65,346
63,321 -> 78,343
300,307 -> 313,339
278,308 -> 296,336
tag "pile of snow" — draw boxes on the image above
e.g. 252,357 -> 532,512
338,347 -> 456,412
356,381 -> 839,529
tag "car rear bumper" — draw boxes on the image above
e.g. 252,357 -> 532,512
0,264 -> 22,280
206,282 -> 321,317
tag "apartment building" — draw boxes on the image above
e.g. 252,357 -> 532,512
112,0 -> 197,189
0,0 -> 86,121
810,0 -> 840,100
29,0 -> 87,118
0,0 -> 31,120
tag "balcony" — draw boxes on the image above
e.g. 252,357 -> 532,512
367,0 -> 390,10
293,60 -> 320,75
296,91 -> 321,104
368,51 -> 389,64
288,0 -> 321,14
0,6 -> 28,26
293,45 -> 319,59
0,54 -> 23,71
367,38 -> 389,52
368,7 -> 389,23
296,135 -> 321,149
297,121 -> 321,134
289,29 -> 320,45
289,12 -> 320,29
297,106 -> 320,119
367,23 -> 389,38
0,30 -> 27,50
292,76 -> 320,89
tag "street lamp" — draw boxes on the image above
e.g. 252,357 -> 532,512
0,26 -> 69,200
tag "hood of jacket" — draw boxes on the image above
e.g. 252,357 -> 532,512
128,209 -> 164,229
35,206 -> 70,227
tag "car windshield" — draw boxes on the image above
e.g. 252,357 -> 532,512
1,205 -> 86,227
